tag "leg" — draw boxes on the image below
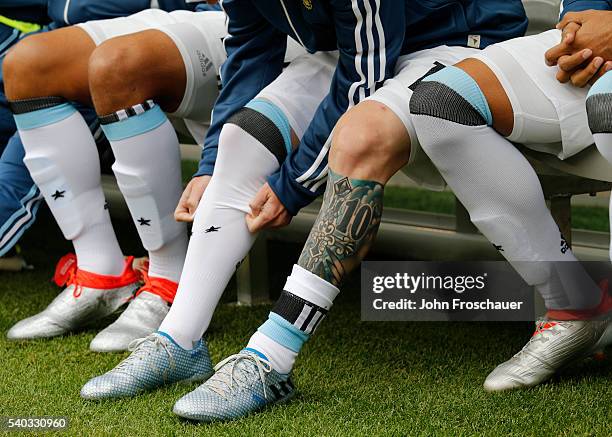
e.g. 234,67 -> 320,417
87,26 -> 216,352
4,27 -> 126,275
4,27 -> 142,341
168,85 -> 415,423
411,56 -> 602,312
586,71 -> 612,258
81,29 -> 316,402
298,101 -> 410,284
410,37 -> 611,392
3,27 -> 94,104
89,30 -> 188,284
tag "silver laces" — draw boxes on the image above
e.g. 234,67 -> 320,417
207,352 -> 272,399
114,334 -> 175,376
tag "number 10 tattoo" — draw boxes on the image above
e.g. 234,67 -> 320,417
298,170 -> 384,287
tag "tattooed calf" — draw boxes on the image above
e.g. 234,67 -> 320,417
298,170 -> 383,287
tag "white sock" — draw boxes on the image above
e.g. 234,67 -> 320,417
409,66 -> 604,311
593,134 -> 612,260
587,72 -> 612,258
412,118 -> 601,310
246,332 -> 297,374
100,103 -> 187,284
159,121 -> 281,349
14,100 -> 124,275
247,264 -> 340,373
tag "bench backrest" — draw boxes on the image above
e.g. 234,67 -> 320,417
523,0 -> 562,34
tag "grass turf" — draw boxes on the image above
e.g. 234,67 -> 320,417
1,216 -> 611,436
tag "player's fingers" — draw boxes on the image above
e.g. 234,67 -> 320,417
589,61 -> 612,86
249,188 -> 268,216
174,197 -> 191,222
556,67 -> 572,83
560,22 -> 581,45
557,13 -> 583,29
268,213 -> 292,230
545,43 -> 571,66
245,211 -> 268,233
557,49 -> 592,72
571,57 -> 604,88
174,209 -> 194,223
185,192 -> 201,215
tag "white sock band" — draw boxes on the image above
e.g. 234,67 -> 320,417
283,264 -> 340,310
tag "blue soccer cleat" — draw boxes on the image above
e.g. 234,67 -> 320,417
172,349 -> 295,422
81,332 -> 213,400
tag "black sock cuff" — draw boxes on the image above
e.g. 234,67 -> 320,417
227,107 -> 288,164
98,100 -> 156,125
587,93 -> 612,134
272,290 -> 327,334
8,96 -> 66,114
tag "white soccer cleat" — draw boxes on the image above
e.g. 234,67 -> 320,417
7,254 -> 140,340
484,318 -> 612,392
89,273 -> 177,353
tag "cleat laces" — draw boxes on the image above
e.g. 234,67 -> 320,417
114,334 -> 176,378
207,352 -> 272,400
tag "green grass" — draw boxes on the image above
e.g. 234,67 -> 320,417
1,221 -> 611,436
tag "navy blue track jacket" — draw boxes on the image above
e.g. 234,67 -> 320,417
562,0 -> 612,15
199,0 -> 529,216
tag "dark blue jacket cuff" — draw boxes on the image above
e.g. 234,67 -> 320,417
267,171 -> 319,217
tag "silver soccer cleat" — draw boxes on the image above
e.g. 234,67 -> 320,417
484,318 -> 612,392
7,255 -> 140,340
89,291 -> 170,353
173,349 -> 295,422
81,332 -> 213,400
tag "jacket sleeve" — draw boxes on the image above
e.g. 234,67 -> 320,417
195,0 -> 287,177
47,0 -> 150,25
266,0 -> 404,215
561,0 -> 612,16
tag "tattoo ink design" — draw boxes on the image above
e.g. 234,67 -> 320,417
298,170 -> 383,287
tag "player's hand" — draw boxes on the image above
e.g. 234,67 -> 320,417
174,175 -> 211,223
555,48 -> 611,86
546,10 -> 612,66
560,21 -> 581,46
246,183 -> 292,233
568,57 -> 611,87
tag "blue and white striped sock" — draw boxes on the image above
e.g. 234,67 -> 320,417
247,265 -> 340,374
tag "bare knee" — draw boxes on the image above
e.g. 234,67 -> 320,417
88,31 -> 185,114
4,34 -> 59,100
4,28 -> 93,103
455,58 -> 514,136
330,101 -> 410,183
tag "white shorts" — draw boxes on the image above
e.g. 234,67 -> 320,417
471,29 -> 592,159
79,9 -> 306,145
256,51 -> 337,141
368,45 -> 482,190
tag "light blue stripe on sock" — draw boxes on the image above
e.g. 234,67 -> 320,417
258,312 -> 309,353
13,103 -> 76,131
424,66 -> 493,126
100,105 -> 167,141
245,99 -> 292,153
589,71 -> 612,97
